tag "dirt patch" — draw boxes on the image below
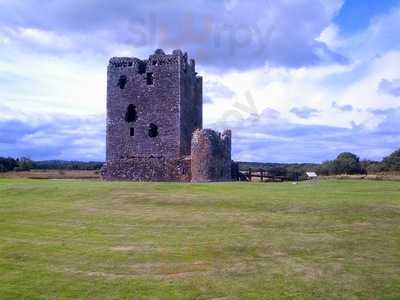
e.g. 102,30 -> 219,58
62,261 -> 211,280
110,245 -> 155,252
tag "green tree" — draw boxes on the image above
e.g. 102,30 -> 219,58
383,149 -> 400,171
333,152 -> 363,175
361,160 -> 385,174
0,157 -> 18,172
15,157 -> 34,171
318,160 -> 335,175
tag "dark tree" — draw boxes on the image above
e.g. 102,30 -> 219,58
0,157 -> 18,172
333,152 -> 363,175
361,160 -> 385,174
317,160 -> 335,176
383,149 -> 400,171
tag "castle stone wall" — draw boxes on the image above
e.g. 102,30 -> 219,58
101,157 -> 191,182
179,53 -> 203,156
106,51 -> 182,161
102,49 -> 232,182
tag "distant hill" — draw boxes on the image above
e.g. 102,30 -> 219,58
238,161 -> 319,171
34,160 -> 104,170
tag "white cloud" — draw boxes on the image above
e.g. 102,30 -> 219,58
14,27 -> 73,50
202,2 -> 400,134
0,43 -> 107,118
378,78 -> 400,97
0,0 -> 346,69
317,23 -> 341,49
1,0 -> 400,162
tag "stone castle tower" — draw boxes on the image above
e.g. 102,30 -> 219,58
101,49 -> 232,182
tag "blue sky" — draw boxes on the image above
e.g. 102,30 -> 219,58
335,0 -> 399,34
0,0 -> 400,163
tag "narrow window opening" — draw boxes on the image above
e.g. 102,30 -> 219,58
130,128 -> 135,136
117,75 -> 127,89
148,123 -> 158,137
125,104 -> 137,123
146,72 -> 154,85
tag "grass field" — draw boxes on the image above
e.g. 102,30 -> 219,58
0,179 -> 399,299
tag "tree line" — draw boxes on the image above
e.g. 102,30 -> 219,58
317,149 -> 400,175
239,148 -> 400,179
0,157 -> 103,172
1,148 -> 400,176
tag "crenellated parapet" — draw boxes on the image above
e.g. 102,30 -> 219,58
108,49 -> 198,75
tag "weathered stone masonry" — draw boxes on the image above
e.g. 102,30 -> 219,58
101,49 -> 232,182
191,129 -> 232,182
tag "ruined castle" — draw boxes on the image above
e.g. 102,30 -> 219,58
101,49 -> 233,182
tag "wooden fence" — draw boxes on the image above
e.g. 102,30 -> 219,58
241,168 -> 289,182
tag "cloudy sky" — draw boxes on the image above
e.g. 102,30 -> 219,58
1,0 -> 400,163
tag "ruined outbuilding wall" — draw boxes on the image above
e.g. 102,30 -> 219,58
191,129 -> 232,182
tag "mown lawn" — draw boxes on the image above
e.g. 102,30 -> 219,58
0,179 -> 399,299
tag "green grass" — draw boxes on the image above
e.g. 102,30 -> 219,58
0,179 -> 399,299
